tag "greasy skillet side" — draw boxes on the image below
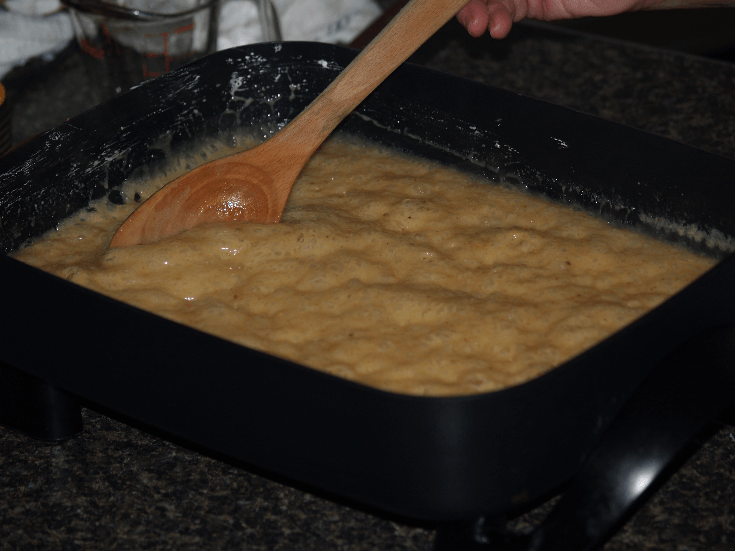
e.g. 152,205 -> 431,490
1,42 -> 734,521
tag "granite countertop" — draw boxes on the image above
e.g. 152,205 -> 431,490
2,19 -> 735,551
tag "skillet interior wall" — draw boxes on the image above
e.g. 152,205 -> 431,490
1,42 -> 734,259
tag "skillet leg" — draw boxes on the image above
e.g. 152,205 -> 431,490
0,361 -> 83,441
434,516 -> 527,550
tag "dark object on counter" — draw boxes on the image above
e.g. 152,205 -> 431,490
0,42 -> 734,549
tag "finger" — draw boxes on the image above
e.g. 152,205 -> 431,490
457,0 -> 490,37
486,2 -> 514,39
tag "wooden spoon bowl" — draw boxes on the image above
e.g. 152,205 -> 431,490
110,0 -> 469,248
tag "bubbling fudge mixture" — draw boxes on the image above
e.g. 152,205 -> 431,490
14,137 -> 715,396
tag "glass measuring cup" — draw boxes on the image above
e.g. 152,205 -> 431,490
64,0 -> 221,102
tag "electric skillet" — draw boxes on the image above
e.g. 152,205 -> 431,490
1,42 -> 734,551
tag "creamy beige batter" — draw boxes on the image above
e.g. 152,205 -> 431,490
14,136 -> 715,396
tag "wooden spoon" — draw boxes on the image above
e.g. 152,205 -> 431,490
109,0 -> 469,248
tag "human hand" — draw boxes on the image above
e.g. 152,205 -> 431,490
455,0 -> 720,39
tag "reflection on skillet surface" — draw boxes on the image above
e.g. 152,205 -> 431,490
12,135 -> 715,396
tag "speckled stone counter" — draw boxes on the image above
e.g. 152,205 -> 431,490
2,19 -> 735,551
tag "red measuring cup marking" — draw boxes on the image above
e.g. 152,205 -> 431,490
143,22 -> 197,78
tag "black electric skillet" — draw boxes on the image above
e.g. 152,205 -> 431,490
1,43 -> 734,551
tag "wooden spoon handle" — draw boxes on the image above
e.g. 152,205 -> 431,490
266,0 -> 468,158
349,0 -> 412,49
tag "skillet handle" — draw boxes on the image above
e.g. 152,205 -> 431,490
435,324 -> 735,551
